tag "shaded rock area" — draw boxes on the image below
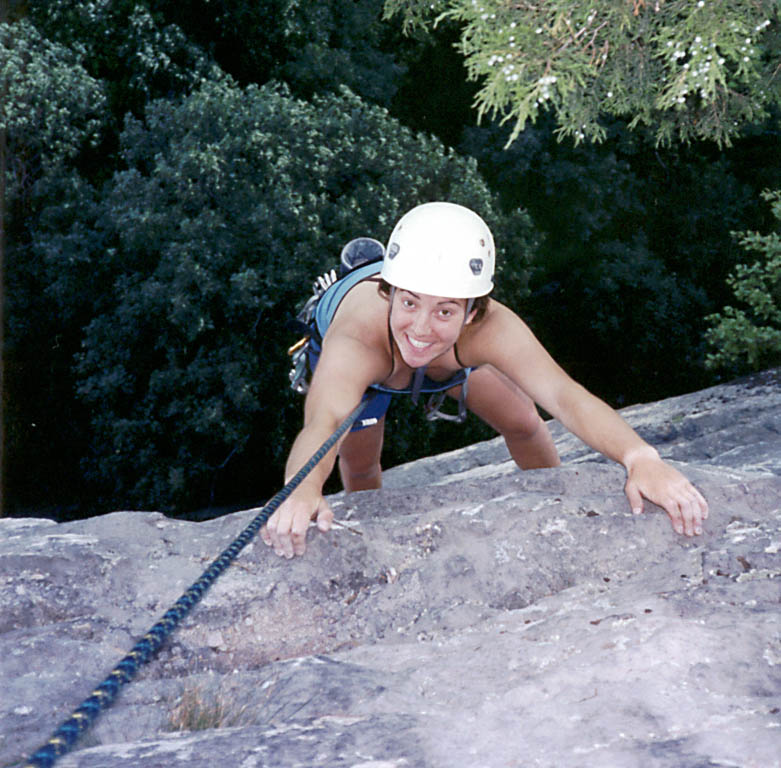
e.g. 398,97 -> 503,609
2,369 -> 780,768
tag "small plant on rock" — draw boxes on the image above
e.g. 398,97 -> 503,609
167,685 -> 248,732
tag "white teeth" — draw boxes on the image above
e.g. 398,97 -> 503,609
407,336 -> 431,349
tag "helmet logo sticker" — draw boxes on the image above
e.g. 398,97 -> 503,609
388,243 -> 400,259
469,258 -> 483,276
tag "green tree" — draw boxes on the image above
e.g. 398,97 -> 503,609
27,0 -> 210,126
1,18 -> 107,511
153,0 -> 405,106
0,18 -> 105,209
706,189 -> 781,372
69,77 -> 535,513
385,0 -> 780,146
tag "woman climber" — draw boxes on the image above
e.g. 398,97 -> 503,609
262,202 -> 708,558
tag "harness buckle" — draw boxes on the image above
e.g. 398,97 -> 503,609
289,348 -> 309,393
287,269 -> 337,394
424,376 -> 469,423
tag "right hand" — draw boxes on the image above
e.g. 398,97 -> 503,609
261,489 -> 334,558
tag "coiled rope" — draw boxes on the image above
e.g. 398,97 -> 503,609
23,398 -> 370,768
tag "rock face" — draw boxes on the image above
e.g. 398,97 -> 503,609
2,370 -> 780,768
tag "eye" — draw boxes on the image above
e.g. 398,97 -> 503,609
437,305 -> 463,320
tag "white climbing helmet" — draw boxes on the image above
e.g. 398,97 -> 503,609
381,202 -> 495,298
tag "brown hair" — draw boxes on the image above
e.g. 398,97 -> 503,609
376,279 -> 489,323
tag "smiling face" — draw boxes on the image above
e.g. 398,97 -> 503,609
389,288 -> 472,368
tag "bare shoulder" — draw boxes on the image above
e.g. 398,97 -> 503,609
459,299 -> 537,365
327,279 -> 389,345
311,280 -> 391,392
460,297 -> 580,416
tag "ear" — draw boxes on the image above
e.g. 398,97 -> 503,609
464,308 -> 478,325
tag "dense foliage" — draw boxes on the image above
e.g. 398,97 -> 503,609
2,0 -> 779,518
2,18 -> 108,510
385,0 -> 781,146
706,189 -> 781,372
26,0 -> 210,122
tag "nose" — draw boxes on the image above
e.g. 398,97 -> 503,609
411,311 -> 431,337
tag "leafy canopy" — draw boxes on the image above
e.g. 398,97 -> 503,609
384,0 -> 781,146
0,19 -> 106,176
26,0 -> 210,120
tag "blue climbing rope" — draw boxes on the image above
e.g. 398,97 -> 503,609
22,398 -> 370,768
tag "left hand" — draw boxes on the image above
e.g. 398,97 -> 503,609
623,447 -> 709,536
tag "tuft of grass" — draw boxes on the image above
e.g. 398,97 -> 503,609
167,686 -> 249,732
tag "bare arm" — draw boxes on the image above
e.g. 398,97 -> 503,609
466,304 -> 708,535
262,330 -> 389,557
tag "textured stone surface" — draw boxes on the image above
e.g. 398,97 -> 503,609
1,370 -> 780,768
